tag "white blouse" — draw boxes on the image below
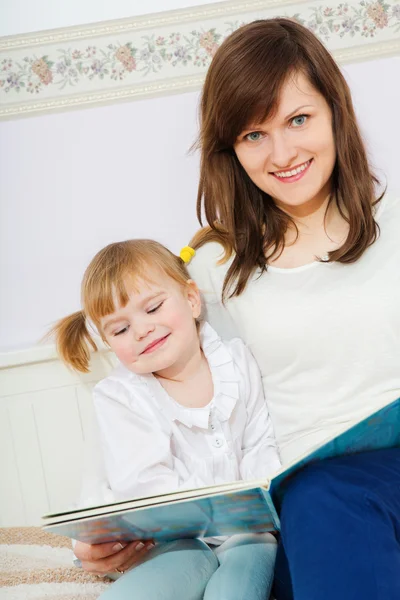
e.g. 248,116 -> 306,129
188,194 -> 400,464
93,322 -> 281,501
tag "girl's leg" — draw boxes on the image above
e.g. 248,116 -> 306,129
277,448 -> 400,600
204,533 -> 277,600
99,538 -> 218,600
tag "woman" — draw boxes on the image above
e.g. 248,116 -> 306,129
187,17 -> 400,600
74,17 -> 400,599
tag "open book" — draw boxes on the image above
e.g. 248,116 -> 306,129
43,397 -> 400,544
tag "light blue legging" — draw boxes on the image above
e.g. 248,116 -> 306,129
100,533 -> 277,600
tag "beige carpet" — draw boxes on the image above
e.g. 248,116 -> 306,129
0,527 -> 112,599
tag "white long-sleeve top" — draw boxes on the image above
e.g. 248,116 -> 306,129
188,193 -> 400,465
93,322 -> 281,502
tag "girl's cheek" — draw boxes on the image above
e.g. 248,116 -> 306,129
169,306 -> 194,330
109,340 -> 132,363
117,346 -> 135,363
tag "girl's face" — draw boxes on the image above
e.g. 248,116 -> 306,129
100,269 -> 201,376
233,71 -> 336,216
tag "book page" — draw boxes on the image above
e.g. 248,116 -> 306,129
44,486 -> 279,544
43,479 -> 270,523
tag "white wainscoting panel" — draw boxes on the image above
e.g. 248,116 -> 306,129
0,348 -> 116,526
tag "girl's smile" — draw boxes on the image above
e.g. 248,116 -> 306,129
140,333 -> 171,355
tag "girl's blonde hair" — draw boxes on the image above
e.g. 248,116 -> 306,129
49,240 -> 191,373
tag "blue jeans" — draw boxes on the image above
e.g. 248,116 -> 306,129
100,533 -> 276,600
273,448 -> 400,600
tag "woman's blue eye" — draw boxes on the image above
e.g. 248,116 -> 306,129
245,131 -> 262,142
291,115 -> 307,127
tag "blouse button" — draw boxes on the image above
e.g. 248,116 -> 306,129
210,424 -> 216,430
213,438 -> 223,448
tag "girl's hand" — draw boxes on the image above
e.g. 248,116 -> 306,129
74,539 -> 155,576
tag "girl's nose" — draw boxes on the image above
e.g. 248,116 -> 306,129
134,322 -> 155,341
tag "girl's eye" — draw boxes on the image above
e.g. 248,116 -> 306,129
147,301 -> 163,314
291,114 -> 308,127
245,131 -> 263,142
114,326 -> 128,336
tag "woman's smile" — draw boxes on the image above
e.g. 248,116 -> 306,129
271,159 -> 313,183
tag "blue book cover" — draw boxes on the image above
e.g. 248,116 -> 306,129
270,396 -> 400,508
43,397 -> 400,543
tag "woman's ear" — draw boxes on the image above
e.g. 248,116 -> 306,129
186,279 -> 202,319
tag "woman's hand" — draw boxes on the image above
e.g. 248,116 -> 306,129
74,539 -> 155,576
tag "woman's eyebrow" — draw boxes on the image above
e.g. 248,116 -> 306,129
284,104 -> 314,120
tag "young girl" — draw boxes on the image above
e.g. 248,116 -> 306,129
52,239 -> 281,600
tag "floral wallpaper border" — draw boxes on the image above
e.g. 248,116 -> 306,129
0,0 -> 399,120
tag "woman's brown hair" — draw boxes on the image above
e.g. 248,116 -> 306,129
48,240 -> 191,372
191,18 -> 382,301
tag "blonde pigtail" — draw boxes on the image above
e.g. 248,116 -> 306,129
49,311 -> 98,373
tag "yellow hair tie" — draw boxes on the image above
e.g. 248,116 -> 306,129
180,246 -> 196,264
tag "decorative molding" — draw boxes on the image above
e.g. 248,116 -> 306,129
0,1 -> 303,50
1,0 -> 399,120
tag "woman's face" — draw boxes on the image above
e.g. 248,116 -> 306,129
233,72 -> 336,216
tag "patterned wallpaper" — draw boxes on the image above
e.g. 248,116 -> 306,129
0,0 -> 399,119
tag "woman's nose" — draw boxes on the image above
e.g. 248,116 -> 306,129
269,134 -> 298,169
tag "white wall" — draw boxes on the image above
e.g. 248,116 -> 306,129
0,0 -> 230,36
0,54 -> 399,352
0,90 -> 201,351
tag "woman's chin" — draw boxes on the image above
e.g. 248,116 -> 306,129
272,187 -> 329,214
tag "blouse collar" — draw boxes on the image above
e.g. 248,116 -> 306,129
129,322 -> 240,429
